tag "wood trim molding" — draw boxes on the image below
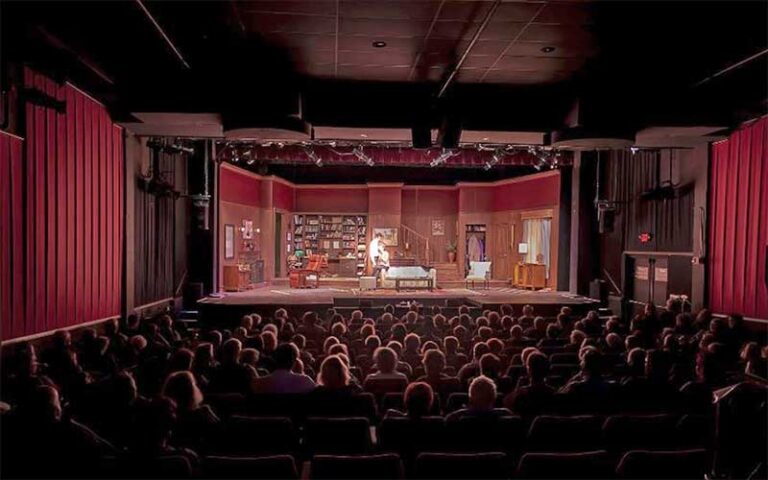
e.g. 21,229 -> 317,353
456,170 -> 559,188
1,315 -> 121,346
520,208 -> 555,220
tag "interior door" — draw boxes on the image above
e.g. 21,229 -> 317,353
274,212 -> 282,277
492,223 -> 511,280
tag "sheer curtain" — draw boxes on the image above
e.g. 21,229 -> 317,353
522,218 -> 552,277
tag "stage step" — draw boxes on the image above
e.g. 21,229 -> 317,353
432,262 -> 461,282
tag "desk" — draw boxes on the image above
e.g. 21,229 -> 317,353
514,263 -> 547,290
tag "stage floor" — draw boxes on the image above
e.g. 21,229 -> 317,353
199,285 -> 596,306
196,286 -> 599,326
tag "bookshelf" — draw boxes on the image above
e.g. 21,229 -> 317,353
292,214 -> 368,276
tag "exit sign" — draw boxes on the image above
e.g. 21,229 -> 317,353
638,232 -> 653,243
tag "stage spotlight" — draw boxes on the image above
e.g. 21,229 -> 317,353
483,151 -> 502,170
429,148 -> 456,167
244,149 -> 255,165
630,146 -> 639,155
353,146 -> 375,166
305,148 -> 323,167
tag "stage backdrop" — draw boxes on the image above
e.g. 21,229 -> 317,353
0,68 -> 124,341
708,116 -> 768,320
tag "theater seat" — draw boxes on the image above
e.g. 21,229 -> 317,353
378,416 -> 446,461
527,415 -> 604,452
602,414 -> 679,452
415,452 -> 509,479
676,414 -> 713,448
305,393 -> 378,420
310,454 -> 404,479
213,416 -> 298,455
305,417 -> 371,455
202,455 -> 299,479
616,449 -> 709,479
445,415 -> 524,454
516,450 -> 613,479
550,353 -> 579,365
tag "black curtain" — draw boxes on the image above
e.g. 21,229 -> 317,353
134,146 -> 180,306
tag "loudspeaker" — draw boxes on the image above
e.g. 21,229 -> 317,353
590,279 -> 607,303
412,125 -> 432,149
598,209 -> 615,234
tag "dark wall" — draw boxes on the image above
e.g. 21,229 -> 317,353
597,149 -> 699,304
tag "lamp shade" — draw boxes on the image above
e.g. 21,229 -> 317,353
518,243 -> 529,254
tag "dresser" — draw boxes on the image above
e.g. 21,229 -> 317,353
223,264 -> 251,291
514,263 -> 547,290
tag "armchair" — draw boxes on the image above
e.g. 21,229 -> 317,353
465,261 -> 492,289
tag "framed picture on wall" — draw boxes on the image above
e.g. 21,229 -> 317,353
225,224 -> 235,259
242,220 -> 254,239
431,219 -> 445,236
373,227 -> 398,246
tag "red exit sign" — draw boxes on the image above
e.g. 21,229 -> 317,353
638,232 -> 653,243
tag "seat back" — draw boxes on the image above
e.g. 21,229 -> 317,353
527,415 -> 604,452
602,414 -> 679,452
446,415 -> 524,454
310,454 -> 404,480
202,455 -> 299,479
378,416 -> 447,459
415,452 -> 508,479
363,377 -> 408,398
305,417 -> 372,455
214,416 -> 298,455
517,450 -> 612,479
616,449 -> 709,479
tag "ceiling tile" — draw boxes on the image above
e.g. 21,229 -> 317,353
247,12 -> 336,34
535,2 -> 594,26
519,24 -> 592,45
337,35 -> 420,52
264,33 -> 337,51
339,0 -> 442,20
439,1 -> 496,22
493,2 -> 545,22
499,41 -> 592,58
339,17 -> 430,37
337,65 -> 411,81
338,49 -> 415,66
462,54 -> 499,69
300,63 -> 337,77
494,55 -> 585,71
480,68 -> 569,84
240,1 -> 334,16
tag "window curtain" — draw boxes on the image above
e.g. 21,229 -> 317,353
523,218 -> 552,277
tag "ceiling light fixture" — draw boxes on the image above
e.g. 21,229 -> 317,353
541,46 -> 556,53
372,41 -> 387,48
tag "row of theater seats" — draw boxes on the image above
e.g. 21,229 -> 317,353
205,391 -> 702,420
103,449 -> 709,479
193,413 -> 711,460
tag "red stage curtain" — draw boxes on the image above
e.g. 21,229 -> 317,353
708,116 -> 768,319
0,68 -> 124,340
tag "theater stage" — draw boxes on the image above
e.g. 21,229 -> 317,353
197,285 -> 599,328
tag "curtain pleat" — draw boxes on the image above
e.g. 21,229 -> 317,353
709,116 -> 768,319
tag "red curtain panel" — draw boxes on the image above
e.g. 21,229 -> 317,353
0,68 -> 124,341
708,116 -> 768,320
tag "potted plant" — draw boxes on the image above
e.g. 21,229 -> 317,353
446,240 -> 458,263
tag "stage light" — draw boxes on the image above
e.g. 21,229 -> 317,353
305,148 -> 323,167
353,146 -> 375,166
483,151 -> 502,170
244,149 -> 255,165
630,147 -> 639,155
429,148 -> 456,167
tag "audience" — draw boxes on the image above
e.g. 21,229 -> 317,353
1,300 -> 765,479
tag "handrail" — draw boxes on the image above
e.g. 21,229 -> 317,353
400,224 -> 431,265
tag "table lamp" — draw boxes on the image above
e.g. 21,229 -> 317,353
517,243 -> 529,264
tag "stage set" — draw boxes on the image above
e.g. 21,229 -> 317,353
202,164 -> 590,326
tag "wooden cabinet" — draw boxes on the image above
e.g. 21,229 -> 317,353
514,263 -> 547,290
223,265 -> 251,292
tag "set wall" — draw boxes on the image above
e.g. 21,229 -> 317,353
401,187 -> 459,263
1,68 -> 124,341
294,187 -> 368,213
